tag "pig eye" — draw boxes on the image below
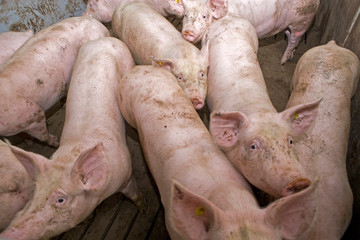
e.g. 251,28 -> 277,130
202,15 -> 206,19
288,137 -> 293,145
199,72 -> 205,79
184,13 -> 188,18
57,198 -> 65,204
250,139 -> 261,151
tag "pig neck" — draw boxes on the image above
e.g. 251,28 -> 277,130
207,45 -> 276,115
51,81 -> 130,200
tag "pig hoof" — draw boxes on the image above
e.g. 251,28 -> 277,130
282,178 -> 311,196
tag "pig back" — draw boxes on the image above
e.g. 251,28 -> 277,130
286,40 -> 359,239
60,37 -> 135,152
118,65 -> 253,207
112,1 -> 184,65
0,16 -> 110,111
0,30 -> 33,66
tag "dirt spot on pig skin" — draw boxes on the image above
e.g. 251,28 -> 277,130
36,79 -> 44,87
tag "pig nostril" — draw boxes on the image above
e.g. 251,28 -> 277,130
191,98 -> 204,110
282,178 -> 311,196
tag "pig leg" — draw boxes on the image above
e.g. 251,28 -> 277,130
20,100 -> 59,147
121,175 -> 149,214
280,27 -> 307,65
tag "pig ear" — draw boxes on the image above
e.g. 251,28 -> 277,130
6,140 -> 47,180
170,180 -> 222,239
281,98 -> 322,136
209,111 -> 249,148
72,142 -> 110,191
265,181 -> 317,239
150,56 -> 174,71
209,0 -> 228,19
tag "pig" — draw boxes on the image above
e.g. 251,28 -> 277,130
0,37 -> 148,240
205,16 -> 320,198
117,65 -> 317,240
0,30 -> 34,66
0,140 -> 34,231
112,0 -> 209,110
83,0 -> 185,23
285,40 -> 360,239
181,0 -> 320,65
0,16 -> 110,147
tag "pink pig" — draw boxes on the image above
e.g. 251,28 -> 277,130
286,40 -> 360,239
205,16 -> 320,198
118,65 -> 317,240
0,30 -> 34,66
112,1 -> 209,110
181,0 -> 319,64
0,16 -> 109,147
0,140 -> 34,231
83,0 -> 185,22
0,37 -> 147,240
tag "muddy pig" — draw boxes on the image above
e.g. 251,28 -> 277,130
0,16 -> 110,147
286,40 -> 360,239
0,140 -> 34,231
83,0 -> 184,22
0,30 -> 33,66
118,65 -> 317,240
112,1 -> 209,110
181,0 -> 319,64
0,37 -> 147,240
205,16 -> 320,198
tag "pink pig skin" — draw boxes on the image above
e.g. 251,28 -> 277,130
118,65 -> 317,240
205,16 -> 319,198
82,0 -> 184,23
0,30 -> 34,66
0,37 -> 147,240
285,40 -> 360,239
0,140 -> 34,231
0,16 -> 110,147
181,0 -> 319,65
112,1 -> 209,110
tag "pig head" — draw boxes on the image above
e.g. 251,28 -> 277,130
0,143 -> 113,239
209,99 -> 320,198
0,140 -> 34,231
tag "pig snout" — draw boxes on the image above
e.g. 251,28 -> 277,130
191,96 -> 205,110
282,178 -> 311,197
182,30 -> 196,42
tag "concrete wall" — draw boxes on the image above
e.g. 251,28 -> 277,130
315,0 -> 360,238
0,0 -> 86,33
